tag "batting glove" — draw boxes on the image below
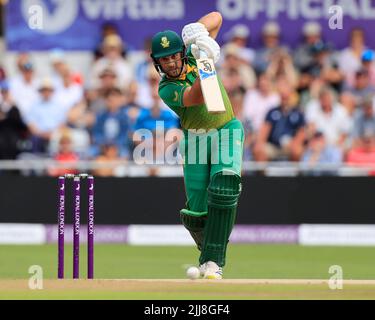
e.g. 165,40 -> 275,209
191,35 -> 221,64
181,22 -> 209,46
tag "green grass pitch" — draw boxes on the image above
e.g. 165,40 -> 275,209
1,244 -> 375,299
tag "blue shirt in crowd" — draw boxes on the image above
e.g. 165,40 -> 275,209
134,107 -> 179,132
92,106 -> 130,156
265,106 -> 305,147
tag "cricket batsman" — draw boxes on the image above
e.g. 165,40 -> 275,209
151,12 -> 244,279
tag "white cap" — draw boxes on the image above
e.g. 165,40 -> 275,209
225,24 -> 250,41
262,22 -> 280,36
303,22 -> 322,36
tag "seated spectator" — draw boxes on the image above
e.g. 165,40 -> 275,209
338,27 -> 367,85
253,84 -> 306,162
90,34 -> 134,91
221,67 -> 253,160
305,87 -> 352,148
134,103 -> 178,133
49,127 -> 91,159
265,47 -> 298,88
134,37 -> 158,108
352,97 -> 375,147
54,64 -> 84,111
360,50 -> 375,87
135,64 -> 169,111
344,69 -> 375,108
301,131 -> 342,175
243,73 -> 280,134
91,88 -> 130,158
0,81 -> 29,159
48,133 -> 79,177
307,41 -> 344,92
24,78 -> 68,153
346,133 -> 375,174
339,91 -> 357,118
9,59 -> 38,120
93,23 -> 127,61
222,24 -> 255,65
294,22 -> 323,71
92,144 -> 125,177
297,74 -> 325,111
220,43 -> 256,90
49,49 -> 83,89
254,22 -> 288,73
87,67 -> 119,115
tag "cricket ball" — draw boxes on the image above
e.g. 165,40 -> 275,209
186,266 -> 200,280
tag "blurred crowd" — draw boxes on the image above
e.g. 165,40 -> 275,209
1,21 -> 375,176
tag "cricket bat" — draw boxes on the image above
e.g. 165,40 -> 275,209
196,51 -> 226,114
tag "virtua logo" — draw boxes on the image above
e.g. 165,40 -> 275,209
21,0 -> 79,34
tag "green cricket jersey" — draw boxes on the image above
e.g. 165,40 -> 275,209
158,47 -> 234,130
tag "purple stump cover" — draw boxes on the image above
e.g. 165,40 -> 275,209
73,176 -> 80,279
58,176 -> 65,279
87,176 -> 94,279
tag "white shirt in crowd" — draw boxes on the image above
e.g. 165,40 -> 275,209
90,57 -> 134,89
9,75 -> 39,119
54,83 -> 84,111
337,48 -> 363,83
306,100 -> 353,146
243,89 -> 280,132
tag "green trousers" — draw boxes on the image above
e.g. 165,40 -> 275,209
179,118 -> 244,266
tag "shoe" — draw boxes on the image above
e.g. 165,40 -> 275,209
202,261 -> 223,280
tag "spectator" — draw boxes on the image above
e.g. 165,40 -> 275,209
93,23 -> 127,61
301,131 -> 342,175
222,68 -> 253,160
352,97 -> 375,147
87,67 -> 120,115
265,47 -> 298,88
297,74 -> 325,111
48,133 -> 79,177
305,87 -> 352,148
220,43 -> 256,90
346,133 -> 375,173
54,64 -> 84,111
222,24 -> 255,65
254,21 -> 288,73
339,91 -> 357,118
0,81 -> 29,159
134,37 -> 158,108
344,69 -> 375,108
253,84 -> 306,161
338,27 -> 367,84
49,49 -> 83,89
24,78 -> 68,153
294,22 -> 323,71
221,67 -> 247,109
92,144 -> 125,177
360,50 -> 375,87
243,73 -> 280,134
90,34 -> 135,91
308,41 -> 344,92
9,59 -> 38,120
91,88 -> 130,158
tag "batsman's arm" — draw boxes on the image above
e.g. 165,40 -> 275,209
182,78 -> 205,107
198,11 -> 223,40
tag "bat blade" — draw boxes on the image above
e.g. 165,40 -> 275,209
196,57 -> 226,114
